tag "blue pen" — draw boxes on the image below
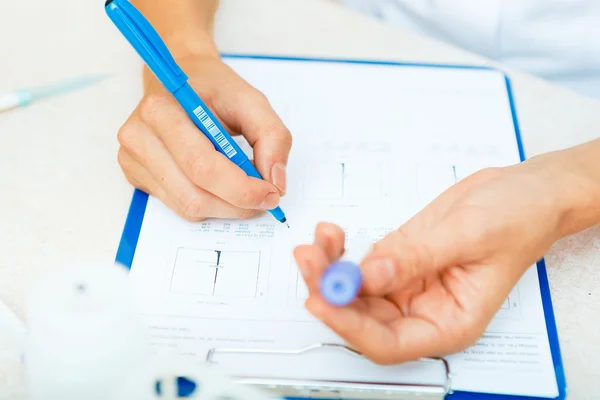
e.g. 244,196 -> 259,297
320,234 -> 372,306
105,0 -> 288,226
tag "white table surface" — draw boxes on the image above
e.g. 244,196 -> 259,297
0,0 -> 599,398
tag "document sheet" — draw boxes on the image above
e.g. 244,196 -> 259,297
128,57 -> 559,398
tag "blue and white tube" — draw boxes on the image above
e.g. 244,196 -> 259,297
0,90 -> 32,112
0,75 -> 108,113
320,233 -> 373,306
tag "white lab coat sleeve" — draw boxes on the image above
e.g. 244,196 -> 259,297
339,0 -> 600,100
499,1 -> 600,99
339,0 -> 502,59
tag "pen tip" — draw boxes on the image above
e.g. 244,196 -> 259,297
286,223 -> 290,229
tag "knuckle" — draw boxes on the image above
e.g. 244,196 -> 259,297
170,111 -> 190,132
120,168 -> 143,192
235,182 -> 263,208
400,247 -> 425,279
138,93 -> 169,122
263,122 -> 293,145
236,90 -> 293,137
116,150 -> 140,189
173,198 -> 206,222
117,148 -> 129,170
237,88 -> 266,105
117,124 -> 138,151
185,214 -> 208,223
237,208 -> 259,220
125,175 -> 141,190
372,234 -> 431,280
187,155 -> 217,185
254,90 -> 269,103
182,194 -> 210,221
236,187 -> 254,208
415,241 -> 436,271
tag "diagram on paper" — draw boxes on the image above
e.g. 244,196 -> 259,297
294,269 -> 309,302
169,247 -> 269,303
293,159 -> 487,209
415,163 -> 483,206
301,160 -> 389,206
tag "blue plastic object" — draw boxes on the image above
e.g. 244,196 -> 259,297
321,260 -> 362,306
155,376 -> 198,397
105,0 -> 287,224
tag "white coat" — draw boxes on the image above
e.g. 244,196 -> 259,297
340,0 -> 600,100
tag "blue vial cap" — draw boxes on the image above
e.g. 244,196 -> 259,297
155,376 -> 197,397
321,260 -> 362,306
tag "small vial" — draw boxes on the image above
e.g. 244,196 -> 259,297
320,234 -> 373,306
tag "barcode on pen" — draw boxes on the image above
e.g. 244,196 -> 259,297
193,105 -> 237,158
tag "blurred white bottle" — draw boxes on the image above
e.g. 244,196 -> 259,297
24,262 -> 149,400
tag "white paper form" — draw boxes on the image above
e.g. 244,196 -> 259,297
128,58 -> 559,398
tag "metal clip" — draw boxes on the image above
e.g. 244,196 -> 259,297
206,343 -> 452,399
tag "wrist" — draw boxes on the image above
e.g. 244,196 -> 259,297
161,31 -> 220,60
526,143 -> 600,239
142,35 -> 220,93
130,0 -> 220,60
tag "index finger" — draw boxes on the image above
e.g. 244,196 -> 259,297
293,223 -> 345,293
139,95 -> 281,210
222,91 -> 293,193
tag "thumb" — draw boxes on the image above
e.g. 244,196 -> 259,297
359,224 -> 464,295
226,91 -> 292,195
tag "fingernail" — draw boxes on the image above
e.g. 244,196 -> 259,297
271,163 -> 287,194
259,192 -> 279,210
362,258 -> 395,291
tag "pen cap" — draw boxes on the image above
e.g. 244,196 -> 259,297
321,234 -> 373,306
105,0 -> 187,93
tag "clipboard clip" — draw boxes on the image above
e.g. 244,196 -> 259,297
206,343 -> 453,399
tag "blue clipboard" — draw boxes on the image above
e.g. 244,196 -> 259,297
115,54 -> 566,400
